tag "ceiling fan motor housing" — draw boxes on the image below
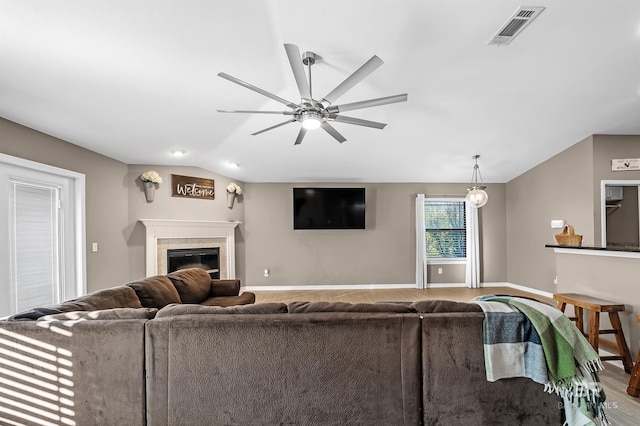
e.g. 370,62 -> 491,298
302,51 -> 316,66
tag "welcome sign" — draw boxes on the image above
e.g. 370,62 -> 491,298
171,174 -> 215,200
612,158 -> 640,171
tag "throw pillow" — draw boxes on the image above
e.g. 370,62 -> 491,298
126,275 -> 181,308
167,268 -> 211,303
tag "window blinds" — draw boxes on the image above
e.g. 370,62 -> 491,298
424,200 -> 467,258
10,181 -> 60,312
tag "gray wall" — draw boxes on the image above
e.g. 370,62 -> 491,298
506,136 -> 594,292
125,164 -> 246,283
0,117 -> 247,292
243,182 -> 507,287
0,118 -> 509,291
507,133 -> 640,353
593,135 -> 640,245
0,118 -> 130,292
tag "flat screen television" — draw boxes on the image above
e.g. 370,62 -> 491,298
293,187 -> 366,230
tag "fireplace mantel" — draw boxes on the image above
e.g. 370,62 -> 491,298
139,219 -> 240,277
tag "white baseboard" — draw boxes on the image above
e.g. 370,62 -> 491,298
243,281 -> 553,298
423,282 -> 553,299
243,283 -> 416,292
491,282 -> 554,299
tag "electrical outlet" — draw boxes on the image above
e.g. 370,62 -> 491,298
264,269 -> 270,278
92,242 -> 98,252
437,267 -> 443,275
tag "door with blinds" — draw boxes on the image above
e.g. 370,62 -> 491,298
0,157 -> 83,318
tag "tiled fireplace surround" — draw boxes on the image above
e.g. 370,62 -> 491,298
140,219 -> 240,278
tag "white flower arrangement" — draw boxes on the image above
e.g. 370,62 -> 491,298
140,170 -> 162,184
226,182 -> 242,195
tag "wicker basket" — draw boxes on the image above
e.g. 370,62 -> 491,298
554,225 -> 583,246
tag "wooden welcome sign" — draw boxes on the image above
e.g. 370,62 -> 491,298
171,174 -> 215,200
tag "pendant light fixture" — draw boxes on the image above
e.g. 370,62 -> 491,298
466,155 -> 488,208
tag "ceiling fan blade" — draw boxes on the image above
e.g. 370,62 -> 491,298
326,93 -> 407,114
284,44 -> 312,100
251,119 -> 296,136
294,127 -> 307,145
217,110 -> 294,115
218,72 -> 298,109
321,122 -> 347,143
322,55 -> 384,105
329,115 -> 387,129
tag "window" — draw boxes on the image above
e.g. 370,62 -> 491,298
424,199 -> 466,260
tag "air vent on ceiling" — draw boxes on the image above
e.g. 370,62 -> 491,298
488,6 -> 545,46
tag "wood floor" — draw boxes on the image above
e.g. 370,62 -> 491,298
253,286 -> 640,425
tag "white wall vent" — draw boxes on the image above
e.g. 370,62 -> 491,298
488,6 -> 545,46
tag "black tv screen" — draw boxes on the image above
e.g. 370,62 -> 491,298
293,188 -> 366,230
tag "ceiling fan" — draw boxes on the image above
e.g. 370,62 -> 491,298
217,44 -> 407,145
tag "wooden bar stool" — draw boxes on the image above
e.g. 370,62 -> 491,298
628,314 -> 640,397
554,293 -> 634,373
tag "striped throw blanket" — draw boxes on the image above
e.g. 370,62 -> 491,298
473,295 -> 609,426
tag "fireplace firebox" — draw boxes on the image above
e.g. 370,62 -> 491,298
167,247 -> 220,279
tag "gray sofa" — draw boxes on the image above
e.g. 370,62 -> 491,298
0,268 -> 254,425
0,280 -> 562,425
146,300 -> 561,425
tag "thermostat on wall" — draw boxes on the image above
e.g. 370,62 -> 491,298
551,220 -> 565,229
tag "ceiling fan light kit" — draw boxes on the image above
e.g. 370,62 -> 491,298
217,43 -> 407,145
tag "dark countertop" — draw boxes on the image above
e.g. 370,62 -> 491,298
545,244 -> 640,253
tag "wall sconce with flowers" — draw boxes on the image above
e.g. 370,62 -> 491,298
226,182 -> 242,208
140,170 -> 162,202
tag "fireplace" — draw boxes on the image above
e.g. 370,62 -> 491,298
140,219 -> 240,278
167,247 -> 220,279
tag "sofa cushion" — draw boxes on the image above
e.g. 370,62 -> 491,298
126,275 -> 181,308
209,279 -> 241,297
156,302 -> 286,318
200,292 -> 256,307
410,299 -> 483,313
37,307 -> 158,321
8,286 -> 143,320
167,268 -> 211,303
288,301 -> 415,314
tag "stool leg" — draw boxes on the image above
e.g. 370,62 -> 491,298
628,351 -> 640,397
589,311 -> 600,353
576,307 -> 584,335
557,301 -> 566,312
609,312 -> 634,373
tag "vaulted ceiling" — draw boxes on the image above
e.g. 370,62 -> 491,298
1,1 -> 640,183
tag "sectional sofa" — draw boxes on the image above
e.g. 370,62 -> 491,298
0,269 -> 562,425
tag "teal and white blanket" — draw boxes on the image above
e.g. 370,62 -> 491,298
473,295 -> 609,426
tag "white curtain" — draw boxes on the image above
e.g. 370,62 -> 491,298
465,203 -> 480,288
415,194 -> 427,289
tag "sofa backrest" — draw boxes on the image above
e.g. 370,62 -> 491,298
420,312 -> 562,425
0,319 -> 148,425
146,311 -> 422,425
8,285 -> 143,320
